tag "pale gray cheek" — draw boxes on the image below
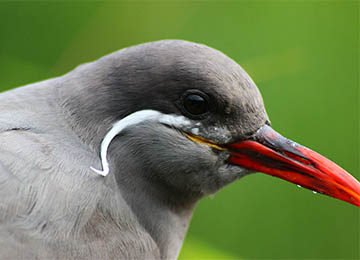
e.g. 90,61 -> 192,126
114,122 -> 250,198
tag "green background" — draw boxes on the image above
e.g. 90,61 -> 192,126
0,1 -> 358,259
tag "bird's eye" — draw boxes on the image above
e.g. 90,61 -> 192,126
184,94 -> 209,116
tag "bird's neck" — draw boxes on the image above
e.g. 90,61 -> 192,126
113,167 -> 197,259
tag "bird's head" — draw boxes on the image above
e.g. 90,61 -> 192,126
83,40 -> 359,207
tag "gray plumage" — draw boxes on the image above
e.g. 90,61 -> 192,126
0,40 -> 268,259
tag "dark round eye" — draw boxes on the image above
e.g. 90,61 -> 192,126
184,94 -> 209,116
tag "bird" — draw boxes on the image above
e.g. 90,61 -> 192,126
0,40 -> 359,260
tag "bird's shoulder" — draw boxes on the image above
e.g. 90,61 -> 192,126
0,122 -> 162,259
0,85 -> 98,225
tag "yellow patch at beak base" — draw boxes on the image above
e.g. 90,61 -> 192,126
184,133 -> 226,151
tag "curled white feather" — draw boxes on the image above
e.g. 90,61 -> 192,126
91,109 -> 191,176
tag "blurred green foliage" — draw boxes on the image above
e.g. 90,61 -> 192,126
0,1 -> 358,259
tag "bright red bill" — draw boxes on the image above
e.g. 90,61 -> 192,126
226,125 -> 360,207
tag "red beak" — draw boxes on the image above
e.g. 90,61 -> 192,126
226,125 -> 360,207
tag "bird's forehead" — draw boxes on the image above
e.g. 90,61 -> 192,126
157,44 -> 265,105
